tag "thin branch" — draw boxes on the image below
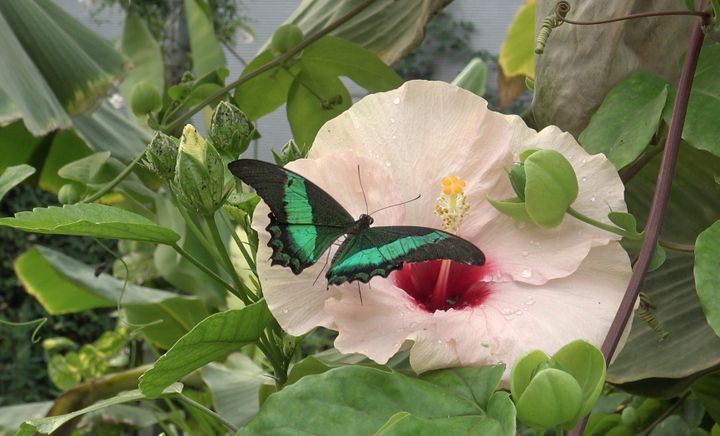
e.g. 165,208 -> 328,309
163,0 -> 377,132
79,151 -> 145,204
570,6 -> 708,436
658,239 -> 695,253
637,392 -> 690,436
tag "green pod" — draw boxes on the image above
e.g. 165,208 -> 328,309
143,132 -> 180,180
209,101 -> 255,157
174,125 -> 226,216
516,368 -> 583,430
523,149 -> 578,228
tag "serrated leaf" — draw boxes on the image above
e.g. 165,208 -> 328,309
579,73 -> 669,169
301,36 -> 402,92
16,384 -> 182,436
240,366 -> 514,435
287,63 -> 351,149
498,0 -> 536,78
139,301 -> 273,398
695,221 -> 720,337
0,164 -> 35,201
0,203 -> 180,244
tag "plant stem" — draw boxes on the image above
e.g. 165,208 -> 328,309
638,392 -> 690,436
569,6 -> 708,436
173,392 -> 239,433
566,207 -> 640,239
79,150 -> 145,204
170,188 -> 226,266
221,210 -> 256,270
204,215 -> 256,304
621,145 -> 664,184
170,241 -> 241,300
658,239 -> 695,253
162,0 -> 378,132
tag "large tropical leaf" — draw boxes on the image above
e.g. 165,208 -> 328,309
607,144 -> 720,385
184,0 -> 226,78
0,0 -> 126,134
274,0 -> 452,64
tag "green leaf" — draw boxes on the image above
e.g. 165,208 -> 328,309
233,50 -> 297,120
452,57 -> 488,97
184,0 -> 226,78
420,365 -> 505,410
301,36 -> 403,92
608,144 -> 720,385
523,149 -> 579,228
579,73 -> 668,169
498,0 -> 536,78
609,211 -> 639,234
278,0 -> 451,64
0,203 -> 180,244
669,45 -> 720,157
14,246 -> 209,348
695,221 -> 720,337
139,301 -> 273,398
16,384 -> 182,436
119,12 -> 164,116
692,371 -> 720,422
201,354 -> 267,428
648,243 -> 667,273
287,63 -> 351,149
649,415 -> 691,436
0,121 -> 43,171
487,197 -> 532,222
0,164 -> 35,201
511,350 -> 550,402
0,402 -> 52,434
240,365 -> 514,435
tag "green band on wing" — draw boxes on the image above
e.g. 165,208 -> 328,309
333,232 -> 450,274
284,173 -> 318,261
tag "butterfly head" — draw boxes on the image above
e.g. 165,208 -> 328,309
357,214 -> 374,228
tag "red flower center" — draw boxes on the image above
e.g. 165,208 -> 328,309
391,259 -> 493,312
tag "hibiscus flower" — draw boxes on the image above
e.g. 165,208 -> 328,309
252,80 -> 631,376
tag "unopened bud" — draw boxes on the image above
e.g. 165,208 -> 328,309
143,132 -> 179,180
174,125 -> 226,216
209,101 -> 255,157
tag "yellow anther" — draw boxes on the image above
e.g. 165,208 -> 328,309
435,175 -> 470,233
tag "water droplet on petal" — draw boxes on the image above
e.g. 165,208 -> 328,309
514,309 -> 523,315
385,161 -> 392,167
526,298 -> 536,306
501,308 -> 512,315
521,269 -> 533,278
521,250 -> 529,257
437,339 -> 444,345
393,97 -> 401,104
581,177 -> 587,182
281,308 -> 289,314
591,196 -> 596,202
390,117 -> 395,123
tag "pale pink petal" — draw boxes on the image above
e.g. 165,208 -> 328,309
416,243 -> 630,376
326,280 -> 434,364
464,116 -> 627,285
310,80 -> 514,230
255,152 -> 404,335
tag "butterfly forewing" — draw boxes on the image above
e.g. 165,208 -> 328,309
326,226 -> 485,285
229,159 -> 355,273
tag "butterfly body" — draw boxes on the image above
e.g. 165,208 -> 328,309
228,159 -> 484,285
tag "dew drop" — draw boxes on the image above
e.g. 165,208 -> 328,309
482,274 -> 493,282
581,177 -> 587,182
393,97 -> 401,104
281,308 -> 289,314
437,339 -> 444,345
514,309 -> 523,315
390,117 -> 395,123
590,196 -> 596,202
521,250 -> 529,257
501,308 -> 512,315
521,269 -> 533,278
526,298 -> 536,306
385,161 -> 392,167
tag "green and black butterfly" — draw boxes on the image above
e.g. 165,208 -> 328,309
228,159 -> 485,286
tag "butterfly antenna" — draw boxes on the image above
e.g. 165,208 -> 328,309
369,194 -> 421,216
357,282 -> 364,305
357,165 -> 369,215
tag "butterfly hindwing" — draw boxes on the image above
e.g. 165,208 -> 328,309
229,159 -> 355,273
326,226 -> 485,285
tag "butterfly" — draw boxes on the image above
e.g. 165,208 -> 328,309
228,159 -> 485,286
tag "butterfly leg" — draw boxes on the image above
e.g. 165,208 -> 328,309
313,247 -> 334,287
357,282 -> 364,305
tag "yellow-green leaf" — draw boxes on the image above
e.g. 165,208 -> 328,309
499,0 -> 536,79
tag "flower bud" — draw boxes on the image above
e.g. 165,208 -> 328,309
511,340 -> 605,431
508,164 -> 526,200
271,24 -> 304,55
130,82 -> 162,116
523,149 -> 578,228
272,139 -> 306,166
174,125 -> 226,216
58,183 -> 86,204
209,101 -> 255,157
143,132 -> 179,180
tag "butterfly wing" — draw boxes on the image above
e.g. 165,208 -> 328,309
326,226 -> 485,285
228,159 -> 355,274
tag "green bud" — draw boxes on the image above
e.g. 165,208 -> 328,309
508,164 -> 527,200
516,368 -> 583,430
143,132 -> 179,180
272,139 -> 306,166
174,124 -> 227,216
209,101 -> 254,157
58,183 -> 86,204
130,82 -> 162,116
271,24 -> 304,54
621,406 -> 638,426
523,149 -> 578,228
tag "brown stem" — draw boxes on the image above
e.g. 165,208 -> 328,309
621,145 -> 663,184
163,0 -> 377,132
562,10 -> 709,26
569,6 -> 708,436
